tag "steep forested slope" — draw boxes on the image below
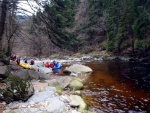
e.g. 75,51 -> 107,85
9,0 -> 150,57
75,0 -> 150,56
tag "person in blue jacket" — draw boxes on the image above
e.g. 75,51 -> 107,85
24,57 -> 28,63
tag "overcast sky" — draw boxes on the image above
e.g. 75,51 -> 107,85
17,0 -> 47,16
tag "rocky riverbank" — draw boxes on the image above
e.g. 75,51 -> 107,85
0,57 -> 96,113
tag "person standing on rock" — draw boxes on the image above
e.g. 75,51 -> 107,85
16,56 -> 21,65
49,62 -> 54,68
24,57 -> 28,63
45,62 -> 49,68
30,59 -> 35,65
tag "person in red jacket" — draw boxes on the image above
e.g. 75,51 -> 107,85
49,62 -> 54,68
45,62 -> 49,68
30,59 -> 35,65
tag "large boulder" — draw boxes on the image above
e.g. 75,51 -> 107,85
0,66 -> 11,79
69,80 -> 84,90
12,69 -> 30,80
38,67 -> 52,75
9,65 -> 23,71
0,76 -> 34,103
63,64 -> 93,74
38,72 -> 51,80
28,70 -> 40,80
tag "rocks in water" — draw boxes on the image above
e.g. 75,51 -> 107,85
69,80 -> 84,90
74,90 -> 82,96
63,64 -> 93,76
0,76 -> 34,103
69,95 -> 88,111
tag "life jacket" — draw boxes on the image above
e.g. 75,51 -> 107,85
49,62 -> 54,68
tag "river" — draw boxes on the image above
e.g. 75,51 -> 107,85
78,60 -> 150,112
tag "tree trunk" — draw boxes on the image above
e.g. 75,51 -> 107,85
0,0 -> 8,51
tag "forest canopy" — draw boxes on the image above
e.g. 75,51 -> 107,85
0,0 -> 149,57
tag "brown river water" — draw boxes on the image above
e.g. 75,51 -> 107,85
82,61 -> 150,113
60,61 -> 150,113
60,60 -> 150,113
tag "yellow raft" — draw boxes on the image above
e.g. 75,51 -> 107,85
20,61 -> 31,69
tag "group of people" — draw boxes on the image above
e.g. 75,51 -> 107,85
42,61 -> 58,68
10,54 -> 35,65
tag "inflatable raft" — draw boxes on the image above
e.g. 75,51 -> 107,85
52,63 -> 62,70
37,62 -> 62,70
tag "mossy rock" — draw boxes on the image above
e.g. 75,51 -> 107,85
0,89 -> 13,103
3,76 -> 34,102
50,83 -> 62,95
74,90 -> 82,96
69,80 -> 84,90
73,78 -> 84,83
69,95 -> 88,111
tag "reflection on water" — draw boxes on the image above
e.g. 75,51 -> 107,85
83,61 -> 150,112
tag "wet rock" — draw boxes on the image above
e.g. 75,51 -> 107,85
69,80 -> 84,90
